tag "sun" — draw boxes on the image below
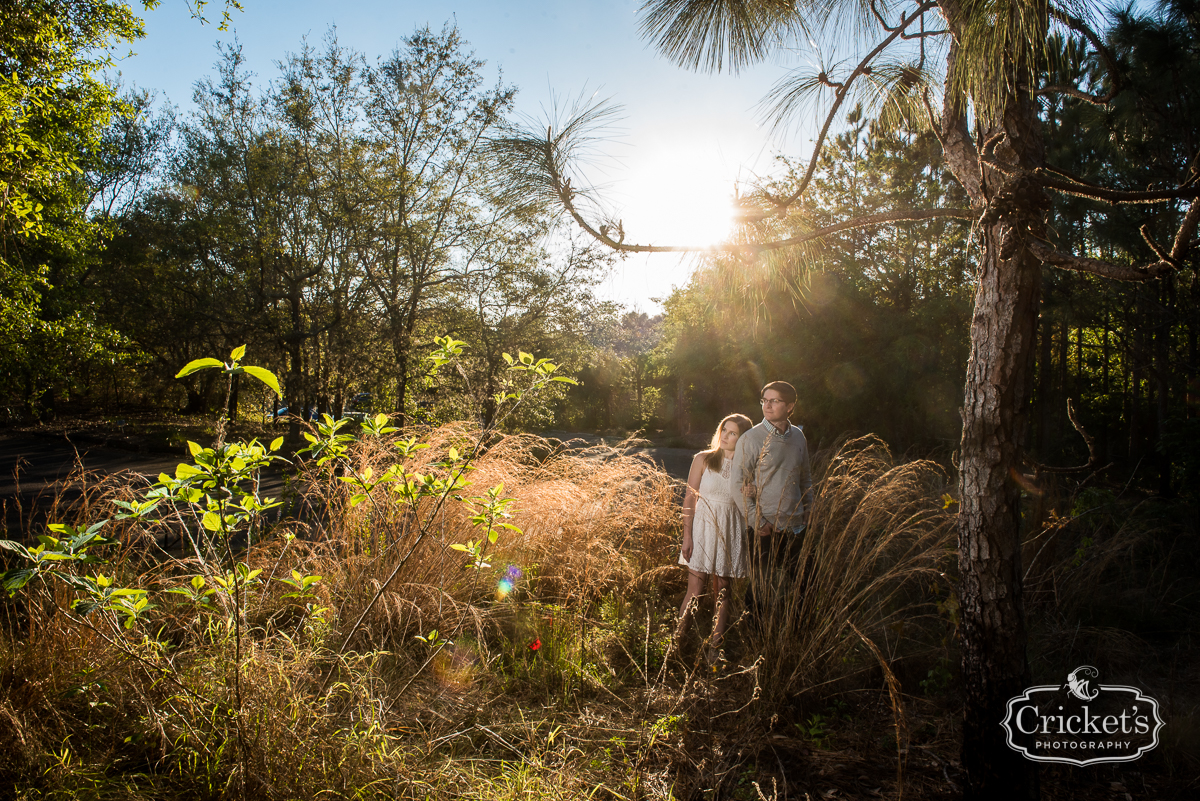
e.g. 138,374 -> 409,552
617,146 -> 740,249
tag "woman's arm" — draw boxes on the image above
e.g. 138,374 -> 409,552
681,453 -> 706,561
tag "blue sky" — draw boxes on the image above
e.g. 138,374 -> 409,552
112,1 -> 813,311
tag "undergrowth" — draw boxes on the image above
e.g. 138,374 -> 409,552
0,408 -> 966,800
1,345 -> 1192,799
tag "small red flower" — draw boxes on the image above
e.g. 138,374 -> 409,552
528,638 -> 542,652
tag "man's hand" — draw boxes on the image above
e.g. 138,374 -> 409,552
756,522 -> 774,538
741,482 -> 757,499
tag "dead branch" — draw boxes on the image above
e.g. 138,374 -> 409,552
1040,176 -> 1200,205
1029,195 -> 1200,279
553,185 -> 974,255
976,149 -> 1200,205
1030,399 -> 1105,476
1027,240 -> 1176,280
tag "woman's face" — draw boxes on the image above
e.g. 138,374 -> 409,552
719,422 -> 742,452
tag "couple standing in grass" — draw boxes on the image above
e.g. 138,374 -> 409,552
676,381 -> 813,660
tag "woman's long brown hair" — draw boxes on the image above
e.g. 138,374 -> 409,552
704,414 -> 753,473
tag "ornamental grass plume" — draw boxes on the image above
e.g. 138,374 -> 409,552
738,435 -> 957,709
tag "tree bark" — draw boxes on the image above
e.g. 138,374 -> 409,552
958,226 -> 1041,801
941,8 -> 1045,792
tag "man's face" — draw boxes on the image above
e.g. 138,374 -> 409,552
761,389 -> 795,426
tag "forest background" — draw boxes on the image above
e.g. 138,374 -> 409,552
4,0 -> 1198,501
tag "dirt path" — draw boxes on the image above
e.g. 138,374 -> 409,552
0,430 -> 692,541
0,433 -> 181,496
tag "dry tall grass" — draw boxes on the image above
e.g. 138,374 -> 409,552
740,435 -> 957,705
664,436 -> 957,799
0,425 -> 965,799
0,425 -> 684,798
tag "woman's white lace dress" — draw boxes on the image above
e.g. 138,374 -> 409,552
679,456 -> 747,577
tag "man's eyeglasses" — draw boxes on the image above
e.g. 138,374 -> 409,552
761,398 -> 789,406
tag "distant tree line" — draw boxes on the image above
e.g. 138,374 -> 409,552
4,2 -> 1196,507
3,15 -> 623,428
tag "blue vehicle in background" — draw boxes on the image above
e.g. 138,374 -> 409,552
344,392 -> 373,422
271,392 -> 372,423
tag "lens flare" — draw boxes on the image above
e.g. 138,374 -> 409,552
496,565 -> 522,600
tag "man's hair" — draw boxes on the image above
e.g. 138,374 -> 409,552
760,380 -> 797,404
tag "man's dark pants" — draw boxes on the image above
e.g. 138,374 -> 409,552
744,526 -> 807,625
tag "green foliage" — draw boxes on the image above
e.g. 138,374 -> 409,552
0,1 -> 155,419
166,574 -> 216,608
920,659 -> 954,697
798,713 -> 832,749
0,0 -> 142,240
174,345 -> 283,397
0,521 -> 110,594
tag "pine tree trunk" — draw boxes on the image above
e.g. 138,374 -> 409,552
951,41 -> 1046,798
958,226 -> 1040,801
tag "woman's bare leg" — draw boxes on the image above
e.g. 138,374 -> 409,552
675,570 -> 708,642
712,575 -> 732,650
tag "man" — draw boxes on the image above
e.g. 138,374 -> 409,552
733,381 -> 813,610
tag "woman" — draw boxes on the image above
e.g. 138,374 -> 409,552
676,413 -> 753,660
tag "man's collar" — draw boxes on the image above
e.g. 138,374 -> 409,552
760,418 -> 791,436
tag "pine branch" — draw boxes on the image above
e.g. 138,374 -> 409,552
766,1 -> 938,212
1027,196 -> 1200,280
1039,5 -> 1122,106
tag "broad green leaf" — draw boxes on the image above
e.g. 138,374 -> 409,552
175,463 -> 202,479
72,598 -> 102,615
201,512 -> 221,532
175,358 -> 223,378
1,568 -> 37,594
230,344 -> 247,361
0,540 -> 32,560
241,365 -> 282,397
270,436 -> 284,452
187,440 -> 203,457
